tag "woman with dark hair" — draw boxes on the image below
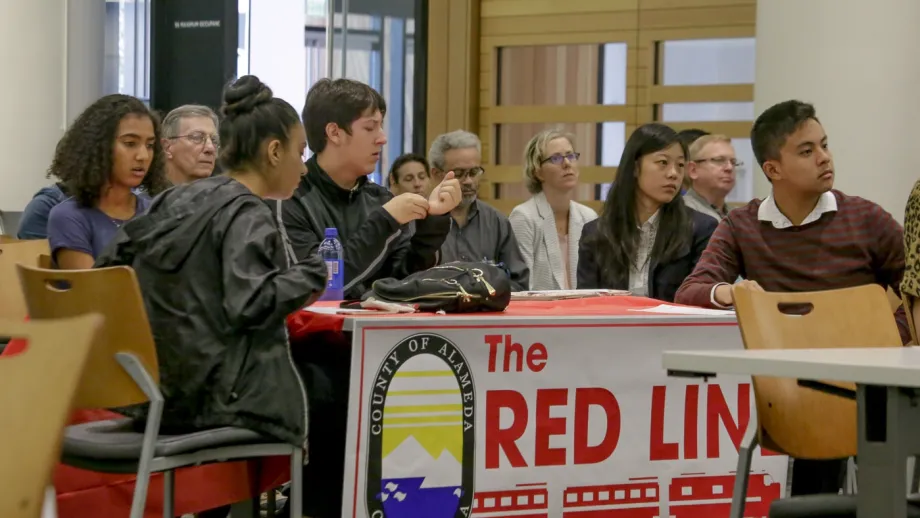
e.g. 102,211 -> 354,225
46,94 -> 168,268
577,123 -> 717,302
97,76 -> 327,514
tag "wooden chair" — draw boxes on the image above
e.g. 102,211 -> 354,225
889,286 -> 905,312
0,240 -> 50,320
0,315 -> 104,518
16,264 -> 303,518
729,284 -> 913,518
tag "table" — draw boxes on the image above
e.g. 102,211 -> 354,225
662,347 -> 920,518
301,297 -> 790,518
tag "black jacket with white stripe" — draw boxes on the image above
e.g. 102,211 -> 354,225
274,156 -> 451,300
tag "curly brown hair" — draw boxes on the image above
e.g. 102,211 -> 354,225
48,94 -> 169,208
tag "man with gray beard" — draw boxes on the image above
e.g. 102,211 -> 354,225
428,130 -> 529,291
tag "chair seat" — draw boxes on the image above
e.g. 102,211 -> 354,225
770,494 -> 920,517
62,418 -> 268,460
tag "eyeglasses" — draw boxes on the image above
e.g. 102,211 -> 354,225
451,167 -> 485,180
170,132 -> 220,148
694,156 -> 743,168
541,152 -> 580,166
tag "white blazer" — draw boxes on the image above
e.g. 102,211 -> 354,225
509,192 -> 598,291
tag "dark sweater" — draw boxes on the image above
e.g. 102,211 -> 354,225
675,190 -> 910,343
577,208 -> 718,302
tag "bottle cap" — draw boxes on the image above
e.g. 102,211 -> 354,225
324,228 -> 338,238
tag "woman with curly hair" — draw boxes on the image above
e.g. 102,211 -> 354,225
46,94 -> 168,269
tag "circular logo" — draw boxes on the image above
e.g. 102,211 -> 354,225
366,333 -> 476,518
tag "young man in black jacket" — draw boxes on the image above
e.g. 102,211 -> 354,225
273,78 -> 461,518
275,78 -> 461,300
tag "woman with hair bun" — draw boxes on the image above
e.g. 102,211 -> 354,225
97,76 -> 327,513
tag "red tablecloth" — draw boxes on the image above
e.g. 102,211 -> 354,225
286,295 -> 670,339
7,296 -> 674,516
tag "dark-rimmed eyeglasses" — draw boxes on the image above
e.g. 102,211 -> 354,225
451,167 -> 485,180
169,132 -> 220,148
541,152 -> 580,166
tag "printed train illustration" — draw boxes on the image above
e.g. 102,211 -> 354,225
471,484 -> 549,518
470,472 -> 780,518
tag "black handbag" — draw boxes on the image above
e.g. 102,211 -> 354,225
359,261 -> 512,313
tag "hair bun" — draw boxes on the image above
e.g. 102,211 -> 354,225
222,75 -> 273,119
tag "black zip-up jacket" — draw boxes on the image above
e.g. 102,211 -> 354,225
274,156 -> 451,299
95,176 -> 327,446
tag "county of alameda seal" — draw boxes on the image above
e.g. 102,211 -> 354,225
365,333 -> 476,518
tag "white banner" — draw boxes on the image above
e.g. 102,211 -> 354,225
342,318 -> 787,518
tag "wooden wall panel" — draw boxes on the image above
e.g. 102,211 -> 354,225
480,0 -> 637,17
425,0 -> 480,152
479,1 -> 638,206
636,1 -> 756,135
461,0 -> 758,214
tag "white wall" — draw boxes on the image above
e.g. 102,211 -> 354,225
0,1 -> 66,212
0,0 -> 105,213
248,0 -> 307,116
67,0 -> 106,124
754,0 -> 920,222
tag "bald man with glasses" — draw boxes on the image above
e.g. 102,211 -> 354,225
684,134 -> 739,221
428,130 -> 530,291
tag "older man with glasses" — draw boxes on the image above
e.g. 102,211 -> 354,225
161,104 -> 220,185
428,129 -> 530,291
683,133 -> 739,221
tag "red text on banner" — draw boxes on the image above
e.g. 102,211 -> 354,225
484,388 -> 621,469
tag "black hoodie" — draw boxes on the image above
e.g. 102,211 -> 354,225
96,175 -> 327,446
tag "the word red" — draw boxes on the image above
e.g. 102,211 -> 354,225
484,388 -> 621,469
485,334 -> 547,373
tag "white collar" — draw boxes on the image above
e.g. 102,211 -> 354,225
638,210 -> 660,231
757,191 -> 838,229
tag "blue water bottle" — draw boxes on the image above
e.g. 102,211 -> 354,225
319,228 -> 344,301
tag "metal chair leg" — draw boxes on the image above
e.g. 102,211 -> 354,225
163,470 -> 175,518
41,486 -> 58,518
267,489 -> 277,516
912,456 -> 920,493
289,448 -> 303,518
845,457 -> 858,495
729,419 -> 759,518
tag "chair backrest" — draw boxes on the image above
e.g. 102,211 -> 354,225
0,240 -> 51,320
37,254 -> 52,270
16,264 -> 159,409
0,315 -> 104,518
887,286 -> 904,312
733,284 -> 903,459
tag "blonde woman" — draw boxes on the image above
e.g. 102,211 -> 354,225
509,129 -> 598,290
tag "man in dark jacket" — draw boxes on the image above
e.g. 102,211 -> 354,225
274,78 -> 461,300
271,78 -> 460,518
